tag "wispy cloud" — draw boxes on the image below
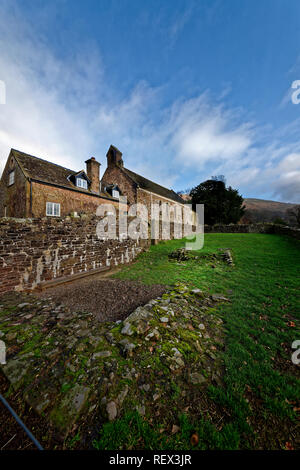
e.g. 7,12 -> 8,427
168,4 -> 194,47
0,3 -> 104,171
279,87 -> 293,108
168,95 -> 253,166
0,1 -> 299,203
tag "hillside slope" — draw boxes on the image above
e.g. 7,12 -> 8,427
243,198 -> 298,223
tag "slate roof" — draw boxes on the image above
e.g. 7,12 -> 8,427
9,148 -> 184,204
10,149 -> 114,199
122,167 -> 184,204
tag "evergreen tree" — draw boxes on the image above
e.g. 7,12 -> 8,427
190,179 -> 245,225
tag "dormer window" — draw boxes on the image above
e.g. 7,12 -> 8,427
104,184 -> 121,199
8,170 -> 15,186
76,178 -> 88,189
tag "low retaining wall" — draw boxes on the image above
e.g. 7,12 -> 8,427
265,224 -> 300,239
0,218 -> 298,296
204,223 -> 300,239
0,216 -> 150,295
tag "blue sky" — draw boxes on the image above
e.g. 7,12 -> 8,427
0,0 -> 299,202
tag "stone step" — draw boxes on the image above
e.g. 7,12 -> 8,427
33,266 -> 110,291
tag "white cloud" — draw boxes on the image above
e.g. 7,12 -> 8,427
0,4 -> 101,172
278,153 -> 300,171
272,153 -> 300,201
162,93 -> 253,168
0,3 -> 163,181
0,1 -> 299,203
226,148 -> 300,202
168,5 -> 194,46
173,112 -> 252,165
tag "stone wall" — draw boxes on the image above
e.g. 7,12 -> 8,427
137,188 -> 185,221
102,164 -> 137,205
204,223 -> 300,239
0,152 -> 125,218
0,155 -> 28,218
0,215 -> 150,295
1,218 -> 298,296
30,181 -> 122,218
265,224 -> 300,240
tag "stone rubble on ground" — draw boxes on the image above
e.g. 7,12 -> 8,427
159,317 -> 169,323
121,323 -> 134,336
0,282 -> 227,439
107,401 -> 118,421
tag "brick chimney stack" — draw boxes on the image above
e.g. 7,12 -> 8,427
106,145 -> 123,168
85,157 -> 101,194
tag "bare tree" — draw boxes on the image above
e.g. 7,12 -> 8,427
286,205 -> 300,227
211,175 -> 226,185
177,188 -> 192,195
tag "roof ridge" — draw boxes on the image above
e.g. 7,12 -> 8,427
123,167 -> 184,204
124,167 -> 170,191
11,148 -> 76,174
124,168 -> 177,194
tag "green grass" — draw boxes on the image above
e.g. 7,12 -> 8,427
95,233 -> 300,450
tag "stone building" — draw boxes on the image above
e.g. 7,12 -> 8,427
102,145 -> 185,222
0,149 -> 121,218
0,145 -> 186,223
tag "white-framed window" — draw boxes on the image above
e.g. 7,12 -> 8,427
46,202 -> 60,217
112,189 -> 119,199
8,170 -> 15,186
76,178 -> 88,189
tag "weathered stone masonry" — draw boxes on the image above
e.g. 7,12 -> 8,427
0,149 -> 123,218
29,181 -> 121,218
1,219 -> 298,296
0,216 -> 150,295
204,223 -> 300,239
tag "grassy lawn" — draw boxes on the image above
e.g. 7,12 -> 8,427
97,233 -> 300,450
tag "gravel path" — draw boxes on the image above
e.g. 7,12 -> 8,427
37,278 -> 168,322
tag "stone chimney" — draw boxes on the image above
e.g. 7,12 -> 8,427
85,157 -> 101,194
106,145 -> 123,168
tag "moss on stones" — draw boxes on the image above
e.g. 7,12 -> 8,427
0,282 -> 226,440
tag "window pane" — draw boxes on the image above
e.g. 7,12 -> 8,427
46,202 -> 60,216
77,178 -> 87,189
46,202 -> 52,215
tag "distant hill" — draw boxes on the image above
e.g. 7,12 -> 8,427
179,193 -> 192,202
179,194 -> 299,225
243,198 -> 298,224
